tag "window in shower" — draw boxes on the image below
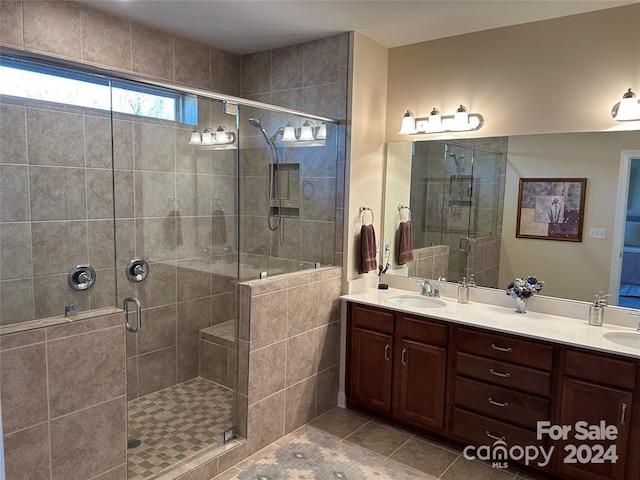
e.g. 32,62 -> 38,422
0,56 -> 197,124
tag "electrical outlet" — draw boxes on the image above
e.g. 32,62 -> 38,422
588,227 -> 606,239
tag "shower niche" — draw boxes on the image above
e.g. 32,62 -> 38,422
269,162 -> 301,218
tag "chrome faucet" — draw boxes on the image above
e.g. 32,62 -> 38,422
420,279 -> 440,297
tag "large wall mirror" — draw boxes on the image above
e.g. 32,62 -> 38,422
382,130 -> 640,305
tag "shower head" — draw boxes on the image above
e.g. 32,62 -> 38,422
248,116 -> 273,146
448,152 -> 464,166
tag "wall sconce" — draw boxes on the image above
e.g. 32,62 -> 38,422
188,126 -> 236,147
280,121 -> 327,143
399,105 -> 483,134
612,88 -> 640,121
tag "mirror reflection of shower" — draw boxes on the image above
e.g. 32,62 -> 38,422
248,117 -> 284,231
446,146 -> 466,220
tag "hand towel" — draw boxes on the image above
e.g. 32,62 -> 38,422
397,220 -> 414,265
211,209 -> 227,245
358,223 -> 377,274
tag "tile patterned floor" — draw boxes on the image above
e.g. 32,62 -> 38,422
127,377 -> 234,480
217,407 -> 546,480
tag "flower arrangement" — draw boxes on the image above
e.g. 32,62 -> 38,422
506,276 -> 544,299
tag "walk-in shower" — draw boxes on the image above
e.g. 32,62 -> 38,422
0,52 -> 341,480
409,139 -> 507,286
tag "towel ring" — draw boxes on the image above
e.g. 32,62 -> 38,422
398,204 -> 411,222
213,197 -> 226,212
360,206 -> 374,225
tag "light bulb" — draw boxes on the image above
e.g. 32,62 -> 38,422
215,126 -> 229,144
613,89 -> 640,121
300,121 -> 314,141
399,110 -> 417,134
201,129 -> 213,144
451,105 -> 471,131
282,124 -> 297,142
316,123 -> 327,140
188,130 -> 201,145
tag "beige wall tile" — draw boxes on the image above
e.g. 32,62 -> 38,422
272,44 -> 303,91
23,0 -> 81,59
284,376 -> 316,434
247,391 -> 284,455
0,164 -> 29,222
0,328 -> 44,351
126,356 -> 137,400
50,397 -> 126,480
177,297 -> 212,344
91,464 -> 128,480
27,108 -> 85,167
0,278 -> 35,324
316,364 -> 339,415
0,103 -> 27,164
47,326 -> 125,417
211,291 -> 236,325
30,166 -> 87,221
32,273 -> 89,320
285,329 -> 317,386
134,170 -> 176,218
177,339 -> 199,382
0,343 -> 48,433
301,220 -> 335,265
248,340 -> 285,402
137,346 -> 177,396
137,304 -> 177,354
88,220 -> 116,270
133,122 -> 175,172
303,36 -> 341,87
174,37 -> 210,89
316,277 -> 341,326
177,259 -> 212,301
210,48 -> 241,96
46,312 -> 122,340
286,282 -> 317,336
135,219 -> 177,263
0,222 -> 32,280
81,6 -> 131,70
31,221 -> 87,276
249,289 -> 287,350
86,169 -> 114,220
218,442 -> 247,472
200,340 -> 230,386
0,1 -> 23,47
3,423 -> 50,480
131,22 -> 174,80
241,51 -> 271,96
302,178 -> 336,222
317,320 -> 341,371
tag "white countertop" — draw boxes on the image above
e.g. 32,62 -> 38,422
341,287 -> 640,360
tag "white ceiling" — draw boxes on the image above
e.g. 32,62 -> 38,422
82,0 -> 638,55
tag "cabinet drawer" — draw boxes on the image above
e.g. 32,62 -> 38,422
454,376 -> 549,430
457,327 -> 553,371
351,304 -> 394,334
457,352 -> 551,397
452,407 -> 547,457
399,315 -> 447,347
565,349 -> 636,390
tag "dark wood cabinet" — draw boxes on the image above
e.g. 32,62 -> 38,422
345,301 -> 640,480
349,327 -> 393,414
347,304 -> 447,432
555,351 -> 635,480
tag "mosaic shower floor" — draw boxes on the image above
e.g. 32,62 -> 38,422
127,377 -> 234,480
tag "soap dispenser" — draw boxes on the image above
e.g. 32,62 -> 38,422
588,291 -> 609,326
458,277 -> 469,304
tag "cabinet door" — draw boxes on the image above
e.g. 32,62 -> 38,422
396,339 -> 446,430
556,378 -> 632,480
349,328 -> 393,414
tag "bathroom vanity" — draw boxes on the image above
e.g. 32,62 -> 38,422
342,288 -> 640,480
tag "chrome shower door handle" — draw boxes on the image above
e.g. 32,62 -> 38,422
459,236 -> 471,253
124,297 -> 142,333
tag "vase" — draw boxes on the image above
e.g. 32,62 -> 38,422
515,297 -> 527,314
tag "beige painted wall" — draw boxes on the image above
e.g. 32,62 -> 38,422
500,131 -> 640,302
345,33 -> 389,280
385,4 -> 640,142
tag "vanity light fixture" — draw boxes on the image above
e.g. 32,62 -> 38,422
280,120 -> 328,143
612,88 -> 640,121
399,105 -> 483,134
188,126 -> 236,147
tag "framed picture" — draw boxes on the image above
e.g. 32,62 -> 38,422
516,178 -> 587,242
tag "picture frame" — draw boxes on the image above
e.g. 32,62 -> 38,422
516,178 -> 587,242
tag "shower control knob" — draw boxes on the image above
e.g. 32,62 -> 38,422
68,264 -> 96,291
126,259 -> 149,282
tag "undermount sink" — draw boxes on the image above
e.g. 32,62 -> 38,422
603,331 -> 640,349
387,295 -> 446,309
